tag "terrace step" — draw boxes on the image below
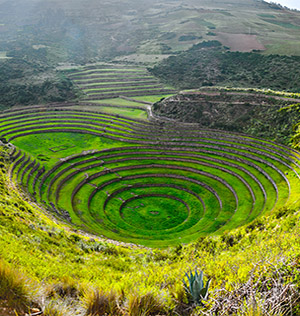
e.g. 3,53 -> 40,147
74,77 -> 159,84
84,89 -> 177,100
79,81 -> 160,89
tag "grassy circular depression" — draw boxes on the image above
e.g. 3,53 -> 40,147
120,195 -> 189,231
2,104 -> 300,247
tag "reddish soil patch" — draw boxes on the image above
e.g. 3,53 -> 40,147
217,32 -> 265,52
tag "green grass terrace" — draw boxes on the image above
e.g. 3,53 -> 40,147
65,64 -> 177,101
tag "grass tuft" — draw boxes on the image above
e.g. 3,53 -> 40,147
42,300 -> 72,316
46,276 -> 82,300
126,291 -> 166,316
0,259 -> 35,312
83,288 -> 122,316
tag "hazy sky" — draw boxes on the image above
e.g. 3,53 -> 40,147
265,0 -> 300,10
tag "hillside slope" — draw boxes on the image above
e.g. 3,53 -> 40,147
150,42 -> 300,92
152,88 -> 300,144
1,144 -> 300,314
1,0 -> 300,63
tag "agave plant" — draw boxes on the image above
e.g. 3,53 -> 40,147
183,269 -> 211,306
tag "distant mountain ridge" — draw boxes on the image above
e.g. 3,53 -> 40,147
0,0 -> 300,63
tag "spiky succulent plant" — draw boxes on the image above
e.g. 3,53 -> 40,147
183,269 -> 211,306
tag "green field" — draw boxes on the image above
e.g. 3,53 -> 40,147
85,98 -> 148,107
87,106 -> 148,119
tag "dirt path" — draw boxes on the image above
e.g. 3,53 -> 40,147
181,91 -> 300,103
